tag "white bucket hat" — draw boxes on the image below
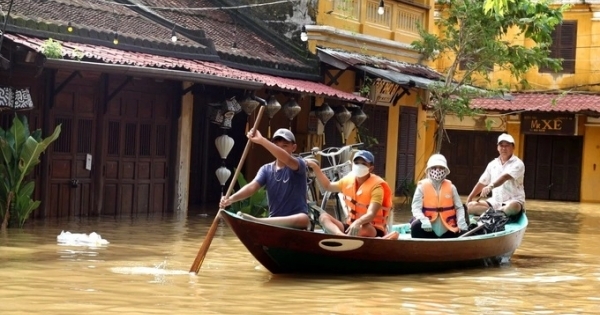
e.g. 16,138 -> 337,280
426,154 -> 450,175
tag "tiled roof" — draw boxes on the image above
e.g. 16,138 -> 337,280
137,0 -> 307,68
6,33 -> 368,103
317,47 -> 444,80
472,93 -> 600,114
0,0 -> 312,74
2,0 -> 204,48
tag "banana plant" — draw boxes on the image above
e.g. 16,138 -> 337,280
0,115 -> 61,229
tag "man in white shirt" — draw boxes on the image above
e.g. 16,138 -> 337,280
466,133 -> 525,216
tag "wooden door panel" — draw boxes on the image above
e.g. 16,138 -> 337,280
74,183 -> 92,216
49,183 -> 72,217
153,183 -> 166,212
47,84 -> 97,217
120,184 -> 135,215
137,184 -> 150,213
103,184 -> 117,215
395,107 -> 417,196
138,162 -> 151,180
105,161 -> 119,179
362,105 -> 389,176
534,139 -> 553,199
122,162 -> 135,180
50,160 -> 72,178
102,86 -> 171,216
525,135 -> 582,201
153,161 -> 166,178
523,135 -> 537,198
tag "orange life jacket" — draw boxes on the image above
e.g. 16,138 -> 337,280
341,174 -> 392,233
421,179 -> 459,233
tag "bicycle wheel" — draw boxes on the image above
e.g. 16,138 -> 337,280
321,191 -> 347,222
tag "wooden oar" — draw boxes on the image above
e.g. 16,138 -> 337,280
189,105 -> 266,274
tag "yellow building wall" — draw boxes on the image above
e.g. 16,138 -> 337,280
306,0 -> 438,195
581,123 -> 600,202
433,4 -> 598,92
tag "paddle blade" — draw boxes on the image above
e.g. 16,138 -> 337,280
189,211 -> 221,274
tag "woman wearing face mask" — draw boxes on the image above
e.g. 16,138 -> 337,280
305,150 -> 394,238
410,154 -> 469,238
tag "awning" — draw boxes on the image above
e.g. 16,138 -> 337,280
356,65 -> 440,89
317,47 -> 487,94
5,33 -> 368,103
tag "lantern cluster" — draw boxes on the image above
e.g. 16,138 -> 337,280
313,103 -> 367,144
265,95 -> 302,137
209,97 -> 242,195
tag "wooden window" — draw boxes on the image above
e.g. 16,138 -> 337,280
395,106 -> 417,197
540,21 -> 577,74
53,117 -> 72,153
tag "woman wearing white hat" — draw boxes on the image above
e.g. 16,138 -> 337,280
410,154 -> 469,238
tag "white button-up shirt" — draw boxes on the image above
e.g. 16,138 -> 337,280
479,155 -> 526,207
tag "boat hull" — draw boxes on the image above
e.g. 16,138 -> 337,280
220,210 -> 527,274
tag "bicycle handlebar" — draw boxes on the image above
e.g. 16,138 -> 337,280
311,143 -> 364,158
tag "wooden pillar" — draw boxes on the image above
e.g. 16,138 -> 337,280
173,82 -> 194,213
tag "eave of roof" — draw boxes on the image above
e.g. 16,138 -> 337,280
5,33 -> 368,103
472,92 -> 600,115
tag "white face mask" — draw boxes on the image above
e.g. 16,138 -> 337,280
352,164 -> 370,178
428,168 -> 446,181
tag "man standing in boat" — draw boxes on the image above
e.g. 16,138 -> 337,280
219,128 -> 310,229
305,150 -> 393,238
466,133 -> 525,217
411,154 -> 469,238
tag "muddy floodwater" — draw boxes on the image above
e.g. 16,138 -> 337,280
1,200 -> 599,314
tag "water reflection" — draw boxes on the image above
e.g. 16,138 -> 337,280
0,200 -> 599,314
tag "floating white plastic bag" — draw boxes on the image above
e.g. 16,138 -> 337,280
57,231 -> 110,246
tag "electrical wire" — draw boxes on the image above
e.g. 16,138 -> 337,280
88,0 -> 295,11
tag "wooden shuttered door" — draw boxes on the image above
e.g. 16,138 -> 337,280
441,130 -> 501,196
48,83 -> 97,218
361,105 -> 389,176
395,106 -> 417,196
102,80 -> 173,216
540,21 -> 577,74
524,135 -> 582,201
103,90 -> 171,216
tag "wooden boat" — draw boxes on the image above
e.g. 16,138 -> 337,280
220,210 -> 528,274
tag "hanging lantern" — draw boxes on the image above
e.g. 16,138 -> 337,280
315,103 -> 334,126
350,107 -> 368,127
240,95 -> 260,133
336,121 -> 356,144
282,97 -> 301,129
208,102 -> 225,125
216,166 -> 232,186
224,97 -> 242,115
215,134 -> 235,159
266,95 -> 281,137
334,106 -> 351,125
240,95 -> 260,116
215,166 -> 232,195
220,112 -> 235,129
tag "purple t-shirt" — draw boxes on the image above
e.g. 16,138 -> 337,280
255,157 -> 308,217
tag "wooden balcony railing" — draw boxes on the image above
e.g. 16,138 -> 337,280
326,0 -> 429,44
